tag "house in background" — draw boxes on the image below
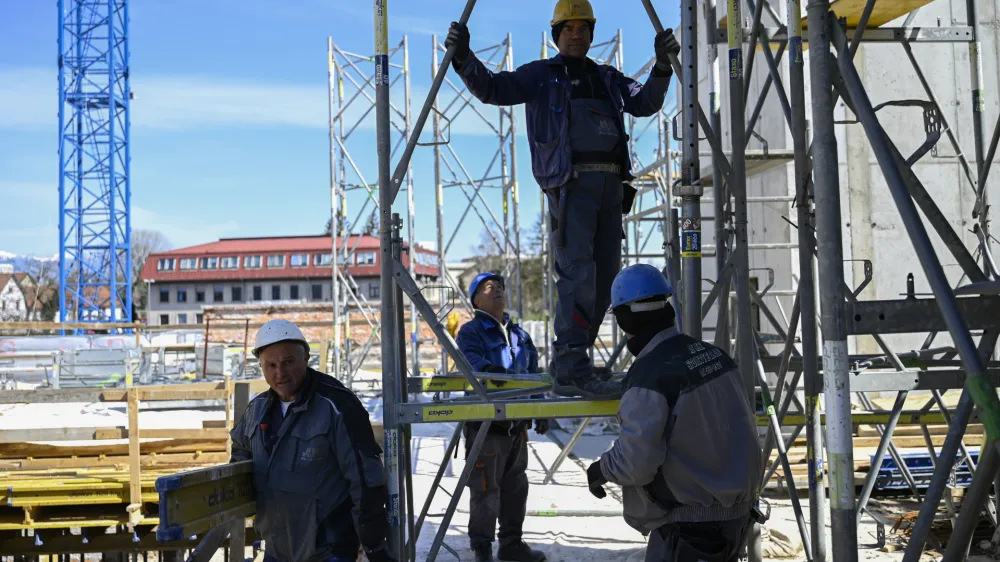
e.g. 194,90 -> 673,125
0,267 -> 49,321
141,234 -> 440,326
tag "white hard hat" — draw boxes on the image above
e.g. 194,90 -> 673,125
252,319 -> 309,358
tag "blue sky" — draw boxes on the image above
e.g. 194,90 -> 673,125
0,0 -> 679,260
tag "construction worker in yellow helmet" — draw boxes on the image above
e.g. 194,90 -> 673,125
445,1 -> 679,400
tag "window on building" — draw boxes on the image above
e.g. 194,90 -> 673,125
290,254 -> 309,268
196,313 -> 204,324
336,253 -> 353,265
195,289 -> 205,303
314,253 -> 332,266
369,283 -> 380,299
160,314 -> 169,325
178,313 -> 188,324
267,255 -> 285,268
356,252 -> 376,265
200,257 -> 219,270
159,288 -> 169,303
220,256 -> 240,269
213,285 -> 224,302
289,285 -> 300,300
245,255 -> 263,269
177,288 -> 187,303
232,286 -> 243,302
271,285 -> 281,300
252,285 -> 262,301
179,258 -> 197,270
156,258 -> 175,271
311,284 -> 323,300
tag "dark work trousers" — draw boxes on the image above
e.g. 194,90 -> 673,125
644,517 -> 748,562
465,431 -> 530,549
549,96 -> 625,383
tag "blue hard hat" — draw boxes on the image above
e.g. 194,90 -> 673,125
611,264 -> 674,310
468,272 -> 504,302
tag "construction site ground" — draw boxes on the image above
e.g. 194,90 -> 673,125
0,376 -> 988,561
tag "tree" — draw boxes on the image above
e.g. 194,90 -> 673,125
11,257 -> 58,321
131,230 -> 171,314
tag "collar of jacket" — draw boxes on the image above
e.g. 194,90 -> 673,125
546,53 -> 598,68
473,309 -> 512,330
634,327 -> 681,361
262,367 -> 321,415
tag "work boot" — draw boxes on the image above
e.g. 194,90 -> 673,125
497,541 -> 546,562
553,375 -> 622,400
593,365 -> 613,381
472,543 -> 495,562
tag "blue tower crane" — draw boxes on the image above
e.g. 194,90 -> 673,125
57,0 -> 132,323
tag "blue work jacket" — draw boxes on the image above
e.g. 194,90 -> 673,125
456,310 -> 538,375
453,53 -> 672,189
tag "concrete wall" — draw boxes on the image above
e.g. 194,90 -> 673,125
694,0 -> 1000,355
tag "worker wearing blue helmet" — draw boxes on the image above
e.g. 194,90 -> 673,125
456,272 -> 547,562
585,264 -> 762,562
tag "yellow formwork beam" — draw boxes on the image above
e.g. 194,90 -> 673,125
719,0 -> 936,29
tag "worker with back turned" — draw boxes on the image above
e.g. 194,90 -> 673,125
586,264 -> 763,561
444,0 -> 680,399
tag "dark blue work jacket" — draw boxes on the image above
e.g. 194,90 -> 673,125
456,310 -> 540,434
453,53 -> 671,190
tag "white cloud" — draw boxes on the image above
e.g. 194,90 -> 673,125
0,66 -> 502,136
0,180 -> 58,205
132,206 -> 240,249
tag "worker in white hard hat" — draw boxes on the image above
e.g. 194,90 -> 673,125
444,0 -> 680,400
230,319 -> 396,562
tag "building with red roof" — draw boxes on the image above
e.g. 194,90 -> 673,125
141,234 -> 439,325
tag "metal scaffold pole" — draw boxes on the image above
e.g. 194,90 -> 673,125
327,37 -> 343,380
677,0 -> 703,337
706,0 -> 729,354
787,0 -> 825,555
726,0 -> 754,404
404,36 -> 420,380
806,2 -> 858,558
373,0 -> 404,556
432,34 -> 448,378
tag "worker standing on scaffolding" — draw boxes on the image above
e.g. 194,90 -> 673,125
230,320 -> 395,562
456,272 -> 548,562
445,0 -> 679,399
586,265 -> 762,561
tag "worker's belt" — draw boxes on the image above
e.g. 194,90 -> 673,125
573,162 -> 621,174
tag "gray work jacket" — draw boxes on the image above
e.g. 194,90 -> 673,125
599,328 -> 762,533
231,369 -> 389,561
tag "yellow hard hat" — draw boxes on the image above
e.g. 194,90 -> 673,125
550,0 -> 597,27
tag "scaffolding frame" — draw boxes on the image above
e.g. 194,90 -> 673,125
371,0 -> 1000,561
430,32 -> 524,364
328,36 -> 415,385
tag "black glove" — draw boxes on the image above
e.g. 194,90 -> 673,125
622,183 -> 638,214
654,29 -> 680,71
445,22 -> 471,65
534,419 -> 550,435
365,546 -> 397,562
483,364 -> 509,387
587,460 -> 608,499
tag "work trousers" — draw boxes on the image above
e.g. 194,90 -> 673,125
644,517 -> 748,562
465,431 -> 530,549
547,171 -> 624,382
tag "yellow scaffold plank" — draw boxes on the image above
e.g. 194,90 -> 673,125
407,399 -> 973,425
411,376 -> 547,393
